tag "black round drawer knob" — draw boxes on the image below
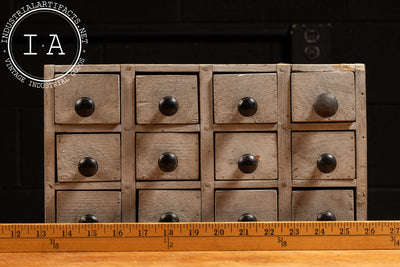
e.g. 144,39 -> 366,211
159,212 -> 180,222
238,154 -> 258,174
317,153 -> 337,173
78,157 -> 98,177
313,93 -> 338,118
75,97 -> 95,117
238,97 -> 258,117
79,214 -> 99,223
159,96 -> 179,116
158,152 -> 178,172
238,213 -> 257,222
317,211 -> 336,221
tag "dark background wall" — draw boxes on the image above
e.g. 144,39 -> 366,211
1,0 -> 399,222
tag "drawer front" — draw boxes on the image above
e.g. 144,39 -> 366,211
292,190 -> 354,221
291,72 -> 355,122
215,132 -> 277,180
56,191 -> 121,223
292,131 -> 355,179
214,73 -> 277,123
138,190 -> 201,222
55,74 -> 120,124
57,134 -> 121,182
136,133 -> 199,180
136,75 -> 199,124
215,190 -> 277,222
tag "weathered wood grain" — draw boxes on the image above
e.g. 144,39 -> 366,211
44,64 -> 56,223
292,131 -> 355,179
276,64 -> 292,221
57,191 -> 121,223
291,122 -> 356,131
55,64 -> 121,73
215,180 -> 278,189
54,124 -> 121,133
215,190 -> 277,221
135,64 -> 200,72
136,133 -> 199,180
292,190 -> 354,221
213,64 -> 276,72
291,64 -> 360,72
136,181 -> 200,189
46,63 -> 367,223
291,72 -> 355,122
136,75 -> 198,124
55,74 -> 120,124
214,73 -> 277,123
56,134 -> 121,182
292,179 -> 356,188
135,124 -> 200,132
199,65 -> 215,221
355,65 -> 368,220
215,132 -> 277,180
54,182 -> 121,190
120,64 -> 136,222
138,190 -> 201,222
213,124 -> 277,131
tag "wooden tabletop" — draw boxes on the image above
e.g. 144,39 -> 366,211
0,250 -> 399,266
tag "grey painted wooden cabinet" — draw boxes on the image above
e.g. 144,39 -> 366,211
44,64 -> 367,223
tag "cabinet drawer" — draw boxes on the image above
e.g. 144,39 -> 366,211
215,132 -> 277,180
56,191 -> 121,223
214,73 -> 277,123
292,131 -> 355,179
138,190 -> 201,222
136,75 -> 199,124
136,133 -> 199,180
57,134 -> 121,182
55,74 -> 120,124
215,190 -> 277,222
292,190 -> 354,221
291,72 -> 355,122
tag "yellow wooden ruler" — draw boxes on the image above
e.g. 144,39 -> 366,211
1,221 -> 400,252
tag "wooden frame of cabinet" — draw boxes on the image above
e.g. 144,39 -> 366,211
44,64 -> 367,222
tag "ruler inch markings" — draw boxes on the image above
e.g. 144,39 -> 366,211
0,221 -> 399,252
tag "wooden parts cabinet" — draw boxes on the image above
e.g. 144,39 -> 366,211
44,64 -> 367,223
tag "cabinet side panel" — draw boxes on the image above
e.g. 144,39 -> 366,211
44,65 -> 55,222
355,64 -> 367,220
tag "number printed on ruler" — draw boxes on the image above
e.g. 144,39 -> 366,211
0,221 -> 400,252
